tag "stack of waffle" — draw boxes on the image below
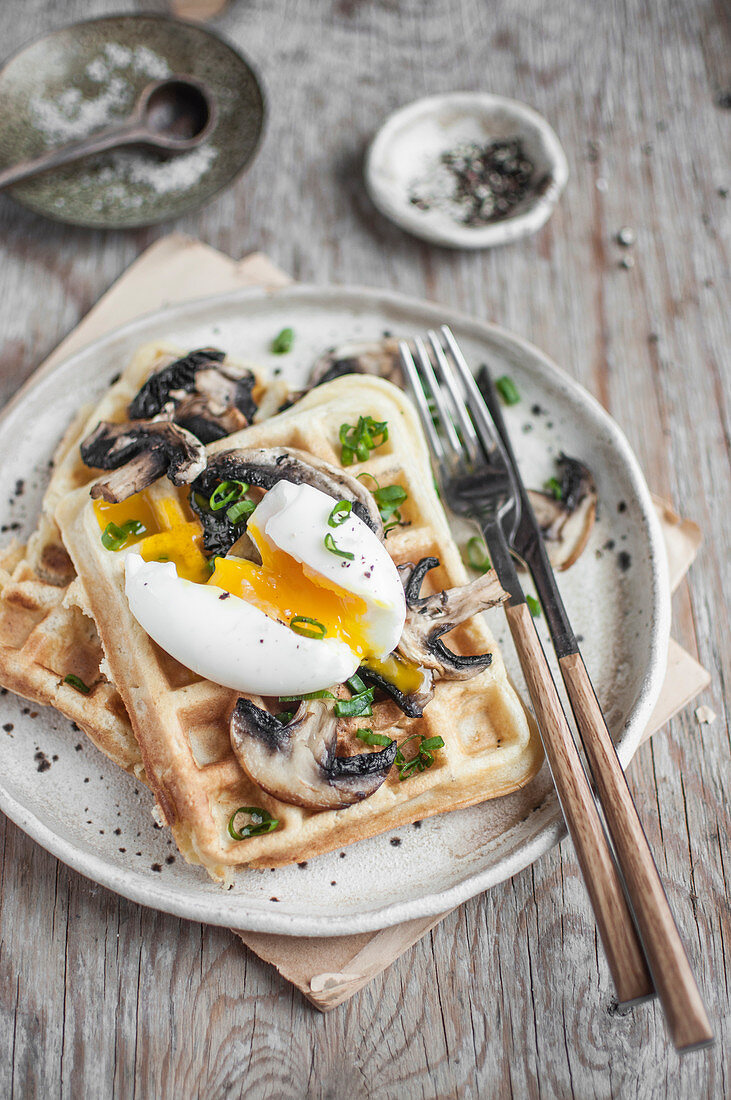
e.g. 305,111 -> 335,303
0,346 -> 542,879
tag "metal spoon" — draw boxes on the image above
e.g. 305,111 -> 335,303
0,75 -> 216,191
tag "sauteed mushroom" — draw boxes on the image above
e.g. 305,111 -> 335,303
397,557 -> 507,678
230,698 -> 397,810
190,446 -> 383,556
527,454 -> 597,570
308,339 -> 403,388
81,417 -> 206,503
357,663 -> 434,718
129,347 -> 258,444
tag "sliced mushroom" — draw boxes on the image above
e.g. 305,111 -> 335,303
309,338 -> 403,388
396,557 -> 507,678
81,417 -> 207,503
128,347 -> 258,443
527,454 -> 597,570
357,663 -> 434,718
230,698 -> 397,810
190,446 -> 383,556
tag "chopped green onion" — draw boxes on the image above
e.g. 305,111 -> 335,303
271,327 -> 294,354
356,471 -> 380,490
63,673 -> 90,695
544,476 -> 563,501
228,806 -> 279,840
277,711 -> 294,725
328,500 -> 352,527
395,733 -> 445,780
101,520 -> 146,551
226,498 -> 256,524
338,416 -> 388,465
207,556 -> 220,575
346,673 -> 367,694
373,484 -> 407,529
357,728 -> 394,747
290,615 -> 327,640
277,690 -> 335,701
466,535 -> 491,573
495,375 -> 520,406
210,480 -> 247,511
334,688 -> 375,717
526,594 -> 542,617
324,532 -> 355,560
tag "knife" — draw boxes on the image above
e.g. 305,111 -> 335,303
476,363 -> 713,1053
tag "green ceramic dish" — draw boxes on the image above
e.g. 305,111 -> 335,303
0,14 -> 265,228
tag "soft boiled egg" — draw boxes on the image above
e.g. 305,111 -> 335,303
123,480 -> 407,695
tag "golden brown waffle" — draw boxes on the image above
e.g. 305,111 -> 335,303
0,340 -> 274,779
57,375 -> 542,877
0,541 -> 144,778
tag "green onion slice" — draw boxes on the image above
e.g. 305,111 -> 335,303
277,711 -> 294,725
544,476 -> 563,501
290,616 -> 327,640
324,532 -> 355,560
101,520 -> 146,551
228,806 -> 280,840
395,733 -> 445,780
277,690 -> 335,702
63,673 -> 91,695
338,416 -> 389,466
357,728 -> 394,747
466,536 -> 491,573
346,673 -> 367,694
526,594 -> 542,618
226,498 -> 256,524
328,500 -> 352,527
210,480 -> 248,511
334,688 -> 374,718
271,327 -> 294,354
495,375 -> 520,406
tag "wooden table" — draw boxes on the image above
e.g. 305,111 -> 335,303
0,0 -> 728,1095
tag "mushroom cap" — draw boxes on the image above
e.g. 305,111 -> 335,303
230,698 -> 397,811
397,557 -> 507,679
81,418 -> 207,503
527,454 -> 597,570
190,445 -> 383,557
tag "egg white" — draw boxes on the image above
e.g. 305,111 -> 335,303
124,553 -> 360,695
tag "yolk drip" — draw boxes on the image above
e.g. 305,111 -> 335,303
362,653 -> 425,696
209,537 -> 371,657
94,489 -> 210,583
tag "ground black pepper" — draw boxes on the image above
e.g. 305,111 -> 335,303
409,138 -> 535,226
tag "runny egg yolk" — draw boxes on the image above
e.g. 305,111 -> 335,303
209,533 -> 372,659
94,490 -> 210,583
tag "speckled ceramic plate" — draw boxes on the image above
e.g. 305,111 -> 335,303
0,285 -> 670,935
0,15 -> 265,228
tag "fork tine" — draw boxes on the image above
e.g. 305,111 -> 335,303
413,336 -> 463,459
426,330 -> 481,465
398,340 -> 446,464
440,325 -> 504,460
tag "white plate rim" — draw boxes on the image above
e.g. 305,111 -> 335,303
0,283 -> 670,935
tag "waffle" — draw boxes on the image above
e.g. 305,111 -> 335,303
0,340 -> 274,778
56,375 -> 542,876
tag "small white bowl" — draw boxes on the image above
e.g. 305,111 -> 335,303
365,92 -> 569,249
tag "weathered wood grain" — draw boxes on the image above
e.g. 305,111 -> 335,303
0,0 -> 728,1096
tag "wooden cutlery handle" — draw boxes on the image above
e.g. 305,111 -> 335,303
560,652 -> 714,1051
505,602 -> 653,1005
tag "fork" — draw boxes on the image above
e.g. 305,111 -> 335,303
400,329 -> 652,1007
400,329 -> 714,1051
